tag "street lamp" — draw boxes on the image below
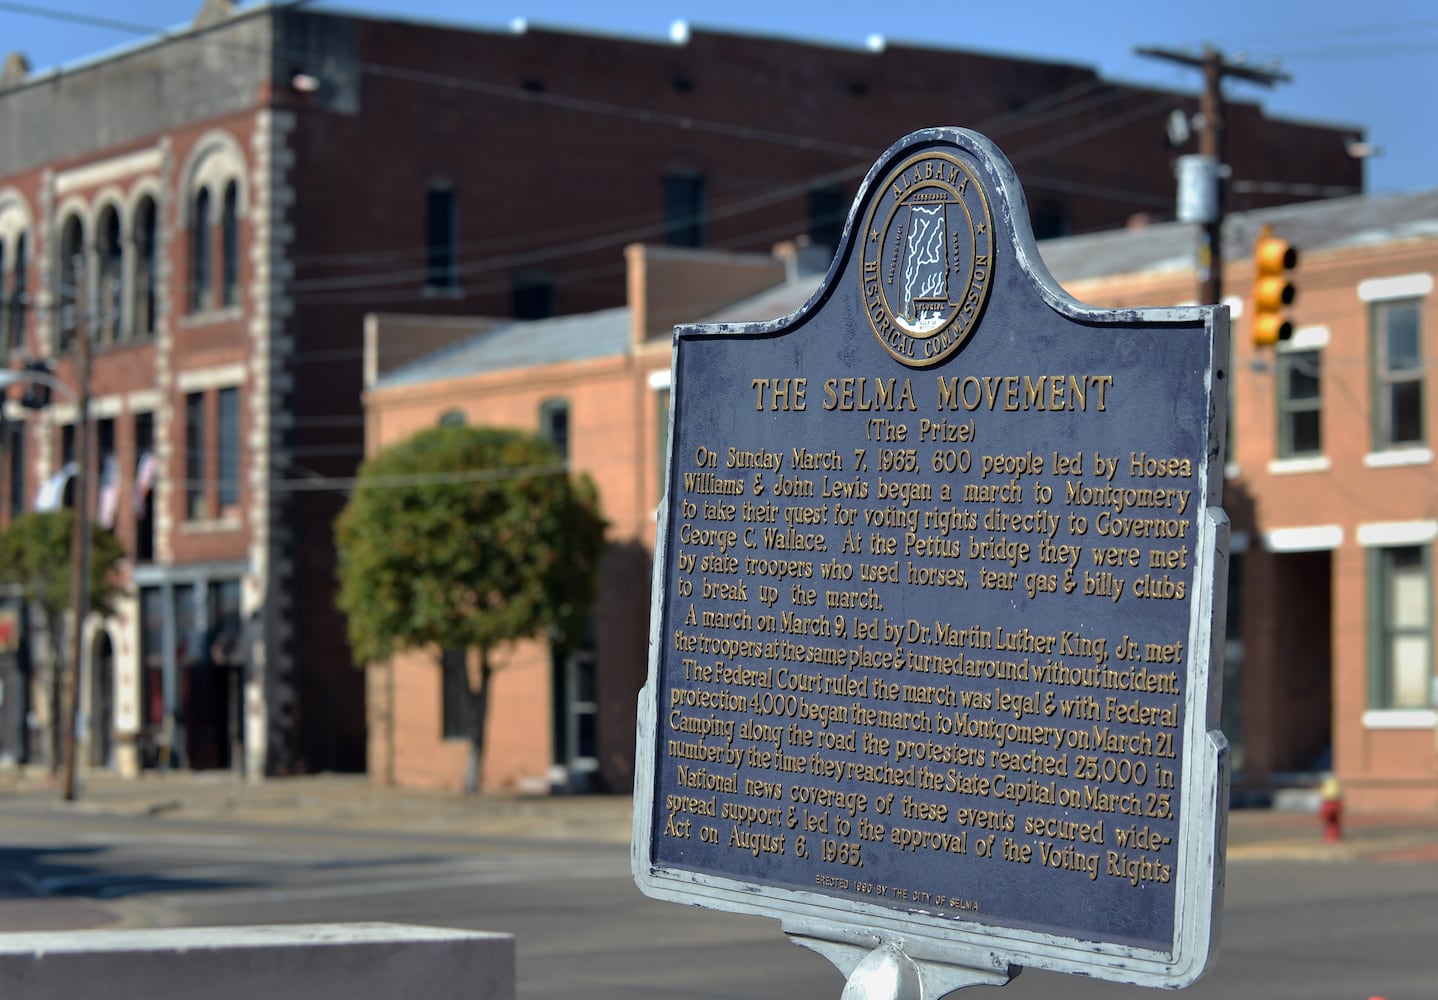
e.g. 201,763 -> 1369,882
0,363 -> 88,803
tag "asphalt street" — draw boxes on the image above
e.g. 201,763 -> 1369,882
1,773 -> 1435,998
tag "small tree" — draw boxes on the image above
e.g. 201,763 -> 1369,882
335,425 -> 606,793
0,511 -> 126,771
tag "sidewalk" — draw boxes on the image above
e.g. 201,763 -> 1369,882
4,768 -> 1438,861
0,769 -> 636,844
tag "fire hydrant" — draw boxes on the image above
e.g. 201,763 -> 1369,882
1318,774 -> 1343,842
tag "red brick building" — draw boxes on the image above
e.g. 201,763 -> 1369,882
0,0 -> 1365,779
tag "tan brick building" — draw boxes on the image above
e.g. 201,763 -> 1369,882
1049,189 -> 1438,812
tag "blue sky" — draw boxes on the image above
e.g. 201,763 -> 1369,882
2,0 -> 1434,196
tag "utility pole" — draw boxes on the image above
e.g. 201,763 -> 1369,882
59,257 -> 91,802
1135,45 -> 1290,305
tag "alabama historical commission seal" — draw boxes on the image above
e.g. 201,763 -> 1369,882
860,149 -> 994,367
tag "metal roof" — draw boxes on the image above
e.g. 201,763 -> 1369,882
374,306 -> 632,389
1040,188 -> 1438,285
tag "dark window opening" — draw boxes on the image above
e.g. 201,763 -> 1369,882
663,172 -> 705,248
425,186 -> 458,290
134,199 -> 157,336
808,185 -> 845,256
221,181 -> 240,308
58,216 -> 84,351
190,187 -> 211,313
512,271 -> 556,319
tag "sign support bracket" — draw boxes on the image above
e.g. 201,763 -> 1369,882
786,927 -> 1017,999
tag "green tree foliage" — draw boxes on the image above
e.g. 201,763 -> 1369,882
334,425 -> 607,792
0,511 -> 125,621
0,511 -> 127,769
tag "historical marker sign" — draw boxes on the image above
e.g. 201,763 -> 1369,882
633,129 -> 1229,993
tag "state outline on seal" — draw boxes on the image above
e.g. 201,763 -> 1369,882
861,148 -> 994,368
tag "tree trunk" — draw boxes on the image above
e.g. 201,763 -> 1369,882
462,645 -> 492,796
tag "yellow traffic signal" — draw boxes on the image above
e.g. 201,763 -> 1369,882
1252,224 -> 1298,347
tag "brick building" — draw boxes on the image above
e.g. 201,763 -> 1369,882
367,188 -> 1438,807
0,0 -> 1364,779
1048,189 -> 1438,812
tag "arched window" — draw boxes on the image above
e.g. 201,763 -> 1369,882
190,186 -> 211,313
438,409 -> 466,427
132,196 -> 157,337
8,232 -> 26,351
221,180 -> 239,308
58,214 -> 84,352
97,205 -> 122,344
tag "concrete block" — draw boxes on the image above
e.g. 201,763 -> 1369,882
0,922 -> 514,1000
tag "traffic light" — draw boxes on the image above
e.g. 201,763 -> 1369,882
1252,224 -> 1298,347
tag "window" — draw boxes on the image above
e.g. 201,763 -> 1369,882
1372,298 -> 1424,448
221,181 -> 239,308
1369,546 -> 1432,709
441,647 -> 471,739
97,206 -> 122,344
133,198 -> 157,336
425,185 -> 458,290
438,409 -> 466,427
58,215 -> 84,352
218,387 -> 240,511
185,391 -> 206,519
663,172 -> 705,247
185,386 -> 242,522
134,411 -> 155,561
808,185 -> 845,254
512,271 -> 555,319
1032,200 -> 1070,240
1,218 -> 29,352
1276,349 -> 1322,457
540,398 -> 569,462
190,187 -> 211,313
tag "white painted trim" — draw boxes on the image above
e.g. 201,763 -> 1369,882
1279,324 -> 1329,351
1364,447 -> 1432,468
1267,455 -> 1330,475
126,389 -> 162,411
176,363 -> 246,392
1362,709 -> 1437,730
54,147 -> 164,196
89,395 -> 124,419
648,368 -> 672,390
1264,525 -> 1342,552
1356,520 -> 1438,547
1358,273 -> 1432,302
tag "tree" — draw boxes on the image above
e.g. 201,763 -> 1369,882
335,425 -> 607,793
0,511 -> 126,771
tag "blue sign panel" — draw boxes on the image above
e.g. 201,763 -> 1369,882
634,129 -> 1228,989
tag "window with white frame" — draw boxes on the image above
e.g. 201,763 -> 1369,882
1276,346 -> 1322,458
1370,296 -> 1425,450
1369,545 -> 1432,710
